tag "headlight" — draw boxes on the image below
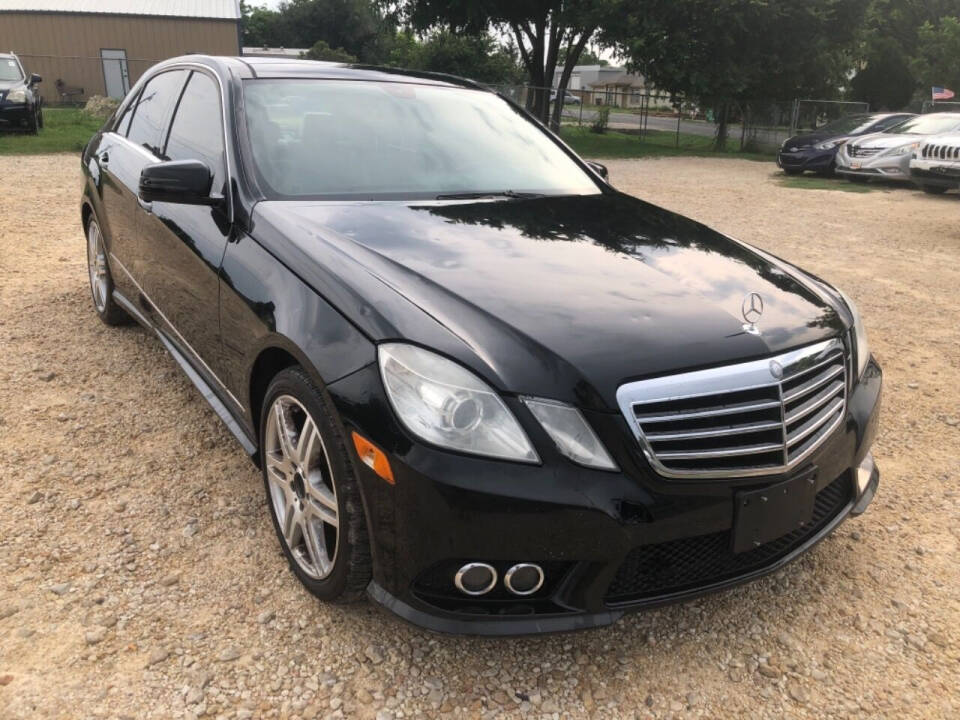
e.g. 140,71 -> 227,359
890,142 -> 918,156
815,139 -> 844,150
5,88 -> 26,103
838,290 -> 870,379
521,397 -> 617,471
378,343 -> 538,463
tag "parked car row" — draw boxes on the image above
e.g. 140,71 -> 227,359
779,112 -> 960,195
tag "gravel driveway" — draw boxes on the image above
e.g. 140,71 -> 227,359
1,154 -> 958,720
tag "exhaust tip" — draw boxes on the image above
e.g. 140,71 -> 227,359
454,563 -> 497,596
504,563 -> 544,596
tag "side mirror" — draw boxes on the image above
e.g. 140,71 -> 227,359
139,160 -> 215,205
30,73 -> 42,85
586,160 -> 609,181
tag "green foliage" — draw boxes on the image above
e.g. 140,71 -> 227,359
0,108 -> 101,155
590,106 -> 610,134
559,127 -> 772,161
241,0 -> 396,63
912,17 -> 960,97
302,40 -> 358,62
604,0 -> 866,148
850,36 -> 915,109
387,30 -> 523,84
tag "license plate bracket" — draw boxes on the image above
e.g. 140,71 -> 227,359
732,469 -> 817,554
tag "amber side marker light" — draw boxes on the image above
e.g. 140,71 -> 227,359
351,431 -> 395,484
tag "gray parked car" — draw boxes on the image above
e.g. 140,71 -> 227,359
909,132 -> 960,194
835,112 -> 960,183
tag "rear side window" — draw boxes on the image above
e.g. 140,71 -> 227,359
163,71 -> 226,193
125,70 -> 187,155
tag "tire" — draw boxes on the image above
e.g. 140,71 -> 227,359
27,107 -> 39,135
782,168 -> 803,176
921,184 -> 948,195
37,106 -> 44,129
847,175 -> 869,184
85,217 -> 130,325
260,366 -> 372,603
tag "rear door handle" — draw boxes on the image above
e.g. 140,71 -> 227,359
98,151 -> 109,165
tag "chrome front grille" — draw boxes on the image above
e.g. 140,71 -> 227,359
616,339 -> 847,478
848,145 -> 881,158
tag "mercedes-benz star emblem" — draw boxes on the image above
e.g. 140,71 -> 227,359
741,292 -> 764,335
769,360 -> 784,379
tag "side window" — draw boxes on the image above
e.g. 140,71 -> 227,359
125,70 -> 187,155
163,71 -> 226,193
875,116 -> 907,131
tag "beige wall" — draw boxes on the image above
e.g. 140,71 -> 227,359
0,12 -> 240,104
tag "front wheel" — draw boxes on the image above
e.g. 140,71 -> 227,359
86,218 -> 129,325
261,367 -> 372,603
847,174 -> 869,184
782,168 -> 803,176
36,106 -> 44,129
921,184 -> 948,195
27,107 -> 39,134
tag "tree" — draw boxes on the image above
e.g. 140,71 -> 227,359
605,0 -> 866,149
912,16 -> 960,99
303,40 -> 358,62
397,1 -> 621,130
388,30 -> 524,84
851,36 -> 915,109
241,2 -> 284,47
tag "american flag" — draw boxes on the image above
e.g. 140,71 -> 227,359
932,86 -> 955,100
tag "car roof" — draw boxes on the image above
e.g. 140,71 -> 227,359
153,55 -> 489,91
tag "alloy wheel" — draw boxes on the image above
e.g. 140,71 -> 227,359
87,221 -> 108,313
264,395 -> 340,579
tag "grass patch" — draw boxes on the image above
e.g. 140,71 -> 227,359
0,108 -> 102,155
777,174 -> 879,193
560,126 -> 772,161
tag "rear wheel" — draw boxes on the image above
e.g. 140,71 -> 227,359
86,217 -> 129,325
921,184 -> 948,195
260,367 -> 372,603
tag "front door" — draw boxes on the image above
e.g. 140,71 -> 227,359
136,69 -> 233,395
101,49 -> 130,99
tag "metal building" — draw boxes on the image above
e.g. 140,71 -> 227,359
0,0 -> 241,104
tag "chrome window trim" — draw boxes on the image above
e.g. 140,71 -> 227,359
616,338 -> 847,479
109,252 -> 243,410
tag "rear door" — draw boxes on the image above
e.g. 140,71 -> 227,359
137,69 -> 234,395
95,69 -> 187,295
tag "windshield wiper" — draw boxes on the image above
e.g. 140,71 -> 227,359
436,190 -> 546,200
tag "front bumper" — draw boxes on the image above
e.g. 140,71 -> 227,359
777,147 -> 837,172
329,358 -> 882,635
836,150 -> 912,181
909,159 -> 960,189
0,102 -> 32,127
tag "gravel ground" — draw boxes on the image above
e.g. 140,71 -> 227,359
1,154 -> 958,720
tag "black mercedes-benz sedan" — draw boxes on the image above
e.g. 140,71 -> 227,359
80,56 -> 881,635
778,112 -> 914,175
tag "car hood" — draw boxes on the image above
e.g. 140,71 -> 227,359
250,193 -> 844,411
782,131 -> 839,149
0,79 -> 24,92
850,132 -> 919,149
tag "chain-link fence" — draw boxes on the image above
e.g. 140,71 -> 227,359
921,100 -> 960,114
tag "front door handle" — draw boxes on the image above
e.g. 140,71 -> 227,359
98,151 -> 109,166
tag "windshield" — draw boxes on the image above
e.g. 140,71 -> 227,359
0,58 -> 23,82
884,114 -> 960,135
815,115 -> 874,135
242,79 -> 600,200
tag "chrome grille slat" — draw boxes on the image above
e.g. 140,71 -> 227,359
786,398 -> 844,447
645,420 -> 783,441
656,442 -> 784,460
616,339 -> 848,478
784,380 -> 844,424
634,399 -> 781,423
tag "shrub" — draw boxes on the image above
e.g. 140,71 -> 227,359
590,106 -> 610,134
81,95 -> 120,119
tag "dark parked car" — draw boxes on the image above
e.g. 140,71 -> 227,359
778,113 -> 914,175
80,56 -> 881,635
0,52 -> 43,133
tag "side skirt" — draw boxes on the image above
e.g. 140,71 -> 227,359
113,290 -> 258,457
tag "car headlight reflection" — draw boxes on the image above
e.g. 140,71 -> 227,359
378,343 -> 539,463
838,290 -> 870,379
